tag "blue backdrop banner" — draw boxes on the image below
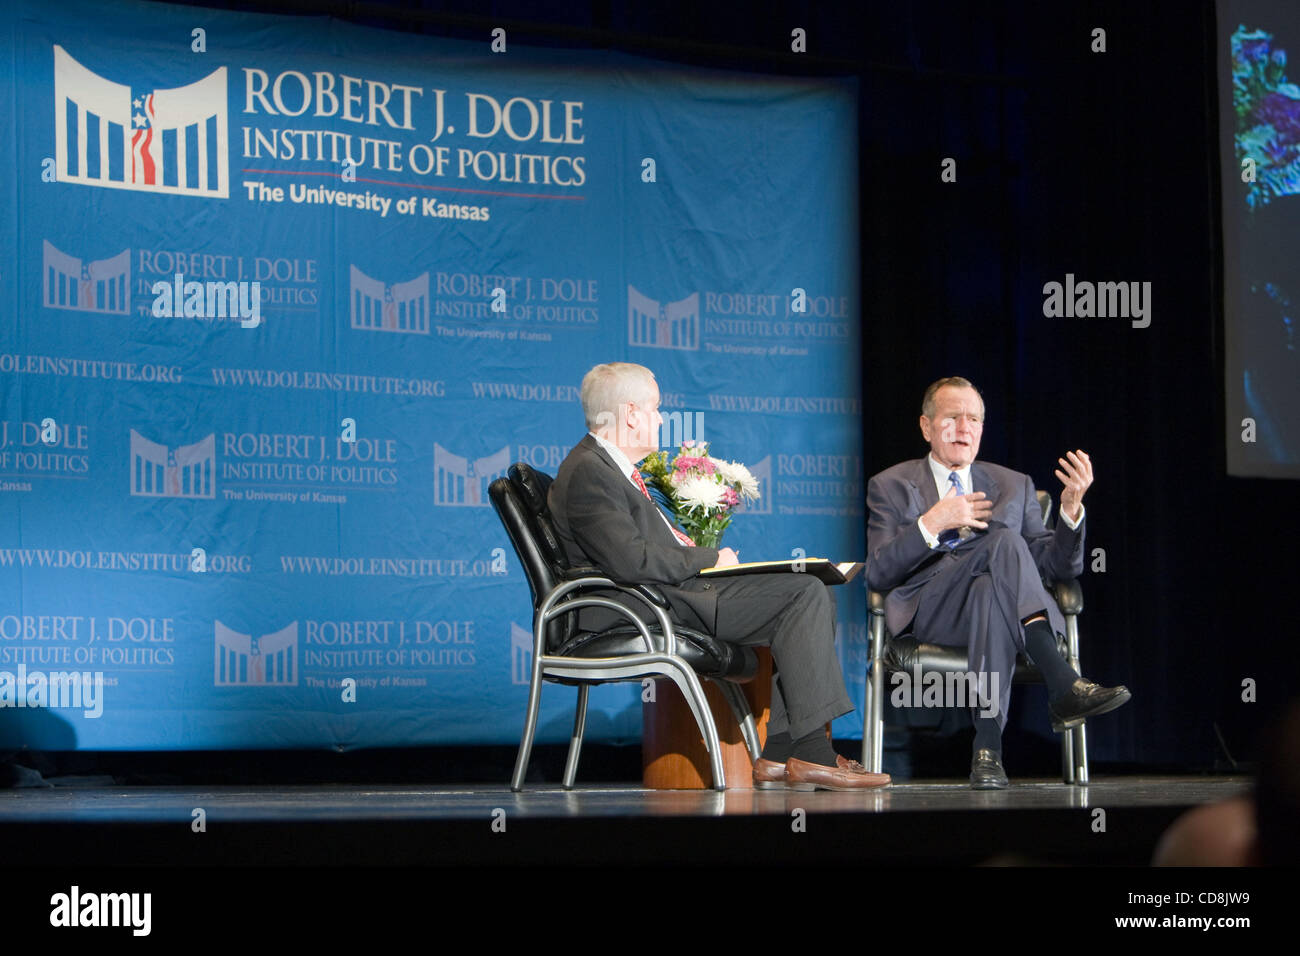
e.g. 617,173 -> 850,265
0,0 -> 864,750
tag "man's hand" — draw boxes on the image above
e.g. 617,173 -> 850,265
921,487 -> 994,536
712,547 -> 740,569
1055,449 -> 1093,523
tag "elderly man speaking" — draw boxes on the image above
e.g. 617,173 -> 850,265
549,362 -> 887,790
866,376 -> 1130,788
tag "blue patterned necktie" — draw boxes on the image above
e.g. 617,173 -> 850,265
938,471 -> 964,549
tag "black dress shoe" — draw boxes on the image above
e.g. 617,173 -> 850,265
1049,678 -> 1132,732
970,749 -> 1008,790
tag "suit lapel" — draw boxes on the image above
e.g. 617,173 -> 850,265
970,462 -> 999,503
908,458 -> 938,516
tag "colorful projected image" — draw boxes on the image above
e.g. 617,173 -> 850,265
1222,7 -> 1300,476
1233,25 -> 1300,208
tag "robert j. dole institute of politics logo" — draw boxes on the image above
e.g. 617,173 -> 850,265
53,44 -> 229,198
42,240 -> 130,314
214,622 -> 298,687
129,430 -> 216,499
350,266 -> 430,335
433,444 -> 509,507
627,285 -> 699,351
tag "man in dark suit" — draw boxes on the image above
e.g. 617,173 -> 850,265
549,362 -> 887,790
866,376 -> 1130,788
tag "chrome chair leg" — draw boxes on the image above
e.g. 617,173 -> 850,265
562,684 -> 590,789
1063,613 -> 1089,784
1062,718 -> 1075,783
863,608 -> 887,773
665,664 -> 726,790
862,666 -> 873,767
1074,722 -> 1089,784
511,651 -> 547,792
716,680 -> 760,763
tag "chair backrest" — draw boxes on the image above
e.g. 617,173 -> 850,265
489,462 -> 576,651
1035,490 -> 1052,527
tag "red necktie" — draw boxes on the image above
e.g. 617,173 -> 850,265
630,470 -> 695,546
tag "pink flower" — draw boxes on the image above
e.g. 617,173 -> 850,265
673,455 -> 715,475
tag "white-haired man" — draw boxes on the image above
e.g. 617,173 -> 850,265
548,362 -> 887,790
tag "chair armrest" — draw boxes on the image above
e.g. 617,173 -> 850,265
631,584 -> 668,608
1050,578 -> 1084,616
561,565 -> 606,580
539,574 -> 679,655
561,566 -> 668,608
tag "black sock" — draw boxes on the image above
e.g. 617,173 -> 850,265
761,731 -> 792,763
972,713 -> 1002,756
790,728 -> 839,766
1023,617 -> 1080,698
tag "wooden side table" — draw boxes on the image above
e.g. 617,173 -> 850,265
642,647 -> 772,789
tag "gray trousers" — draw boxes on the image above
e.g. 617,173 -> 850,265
701,573 -> 853,741
911,527 -> 1062,728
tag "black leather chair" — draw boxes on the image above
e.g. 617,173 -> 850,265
862,491 -> 1089,783
490,462 -> 760,791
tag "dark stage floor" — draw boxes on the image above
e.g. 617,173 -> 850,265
8,773 -> 1278,943
2,774 -> 1249,866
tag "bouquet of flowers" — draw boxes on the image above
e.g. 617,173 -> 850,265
639,441 -> 761,548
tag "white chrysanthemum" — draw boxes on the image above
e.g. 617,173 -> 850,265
674,475 -> 726,512
716,460 -> 760,500
712,459 -> 741,483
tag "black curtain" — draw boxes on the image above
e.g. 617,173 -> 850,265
856,0 -> 1288,767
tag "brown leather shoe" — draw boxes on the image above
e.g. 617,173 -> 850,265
752,757 -> 788,789
785,756 -> 891,791
754,754 -> 881,788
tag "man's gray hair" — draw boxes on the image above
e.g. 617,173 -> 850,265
921,376 -> 985,419
580,363 -> 657,432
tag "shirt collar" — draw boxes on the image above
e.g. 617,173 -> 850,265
928,453 -> 972,494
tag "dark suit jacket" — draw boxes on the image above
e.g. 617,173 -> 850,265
548,435 -> 721,632
865,457 -> 1084,637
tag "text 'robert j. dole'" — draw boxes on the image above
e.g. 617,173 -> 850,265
243,71 -> 585,145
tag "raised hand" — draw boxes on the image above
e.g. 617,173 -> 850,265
1055,450 -> 1093,522
922,486 -> 994,537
